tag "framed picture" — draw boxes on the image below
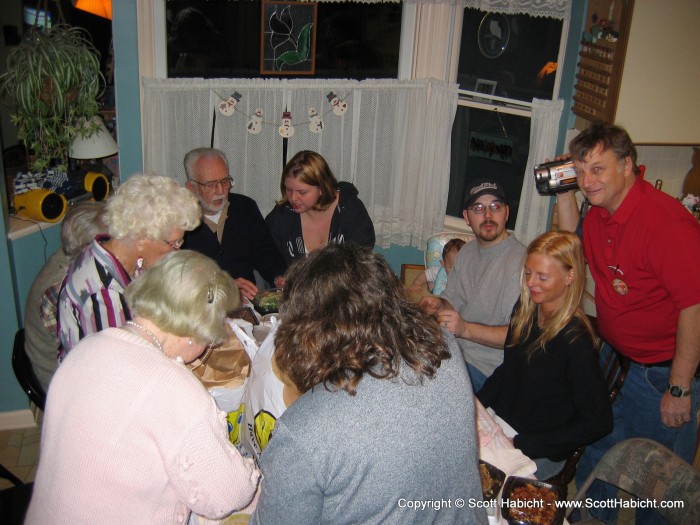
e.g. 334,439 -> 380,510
261,1 -> 317,75
477,13 -> 510,59
474,79 -> 497,103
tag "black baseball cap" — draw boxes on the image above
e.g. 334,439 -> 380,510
463,179 -> 508,210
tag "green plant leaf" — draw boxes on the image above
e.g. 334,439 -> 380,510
0,24 -> 105,170
277,51 -> 301,69
296,23 -> 313,62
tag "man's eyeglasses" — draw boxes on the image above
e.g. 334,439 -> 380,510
467,201 -> 505,215
163,238 -> 184,250
189,177 -> 234,191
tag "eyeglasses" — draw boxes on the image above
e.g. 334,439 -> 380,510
467,201 -> 505,215
163,238 -> 184,250
189,177 -> 234,191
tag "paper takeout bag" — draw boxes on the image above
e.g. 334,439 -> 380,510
189,324 -> 250,414
190,331 -> 250,389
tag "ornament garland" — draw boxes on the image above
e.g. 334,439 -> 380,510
212,89 -> 351,138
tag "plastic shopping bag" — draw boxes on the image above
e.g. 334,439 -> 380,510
230,318 -> 292,462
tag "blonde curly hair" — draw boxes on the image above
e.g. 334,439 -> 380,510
103,174 -> 201,241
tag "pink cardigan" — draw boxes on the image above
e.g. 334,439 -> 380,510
26,328 -> 260,524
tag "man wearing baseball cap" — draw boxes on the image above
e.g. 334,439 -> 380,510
420,179 -> 525,391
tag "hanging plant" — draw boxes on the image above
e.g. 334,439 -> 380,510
0,24 -> 104,172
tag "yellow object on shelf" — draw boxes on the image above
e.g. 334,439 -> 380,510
82,171 -> 110,202
13,189 -> 67,223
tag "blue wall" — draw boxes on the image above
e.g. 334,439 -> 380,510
0,153 -> 24,411
113,0 -> 143,180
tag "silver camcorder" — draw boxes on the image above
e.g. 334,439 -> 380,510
534,159 -> 578,195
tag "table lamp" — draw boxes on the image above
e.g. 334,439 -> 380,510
68,115 -> 118,205
69,115 -> 118,161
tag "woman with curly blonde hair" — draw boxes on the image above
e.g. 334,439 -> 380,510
478,231 -> 612,480
251,243 -> 485,525
57,174 -> 201,357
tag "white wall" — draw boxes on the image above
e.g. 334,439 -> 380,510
637,145 -> 694,199
615,0 -> 700,144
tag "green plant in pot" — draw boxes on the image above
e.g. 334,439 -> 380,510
0,25 -> 105,172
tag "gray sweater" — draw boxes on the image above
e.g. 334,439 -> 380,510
442,235 -> 526,377
24,249 -> 70,391
251,333 -> 487,525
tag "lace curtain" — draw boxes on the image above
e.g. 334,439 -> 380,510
142,78 -> 458,249
361,0 -> 571,19
303,0 -> 571,20
513,98 -> 564,245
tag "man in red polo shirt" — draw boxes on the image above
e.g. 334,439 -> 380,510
556,123 -> 700,522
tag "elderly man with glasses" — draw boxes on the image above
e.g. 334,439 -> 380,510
420,179 -> 525,392
184,148 -> 287,300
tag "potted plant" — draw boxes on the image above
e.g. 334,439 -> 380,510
0,25 -> 104,172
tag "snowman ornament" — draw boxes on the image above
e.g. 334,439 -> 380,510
327,91 -> 348,116
308,107 -> 324,133
279,111 -> 295,138
247,108 -> 263,135
219,91 -> 242,116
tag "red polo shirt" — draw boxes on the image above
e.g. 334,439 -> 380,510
583,176 -> 700,362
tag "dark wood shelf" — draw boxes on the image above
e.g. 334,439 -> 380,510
572,0 -> 635,124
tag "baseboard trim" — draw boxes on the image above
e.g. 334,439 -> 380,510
0,410 -> 38,430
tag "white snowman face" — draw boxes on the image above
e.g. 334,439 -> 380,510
248,119 -> 262,134
309,115 -> 323,133
247,109 -> 263,134
279,125 -> 295,138
279,117 -> 295,138
332,99 -> 348,116
219,97 -> 237,116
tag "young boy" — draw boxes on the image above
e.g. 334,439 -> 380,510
408,238 -> 466,297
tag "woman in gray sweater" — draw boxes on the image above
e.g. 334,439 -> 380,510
251,243 -> 486,525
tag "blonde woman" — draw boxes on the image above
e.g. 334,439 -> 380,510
477,231 -> 612,480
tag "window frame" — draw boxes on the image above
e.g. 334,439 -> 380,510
443,12 -> 570,231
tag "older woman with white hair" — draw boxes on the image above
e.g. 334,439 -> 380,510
57,174 -> 201,358
27,250 -> 260,524
24,201 -> 106,392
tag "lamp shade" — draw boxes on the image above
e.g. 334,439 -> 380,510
69,116 -> 118,160
74,0 -> 112,20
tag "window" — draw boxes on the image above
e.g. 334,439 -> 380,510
457,9 -> 563,103
166,0 -> 402,79
447,104 -> 531,231
446,8 -> 566,230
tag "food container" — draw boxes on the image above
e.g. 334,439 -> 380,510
480,460 -> 506,501
252,289 -> 283,315
480,460 -> 506,524
500,476 -> 565,525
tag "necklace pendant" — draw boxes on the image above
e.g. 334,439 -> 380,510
612,278 -> 628,295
